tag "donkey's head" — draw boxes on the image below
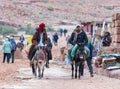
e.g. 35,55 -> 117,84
75,43 -> 86,61
77,43 -> 85,52
35,47 -> 45,61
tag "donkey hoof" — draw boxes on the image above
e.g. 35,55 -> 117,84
39,77 -> 42,79
46,65 -> 49,68
78,77 -> 81,79
38,76 -> 42,79
75,76 -> 77,79
72,77 -> 74,79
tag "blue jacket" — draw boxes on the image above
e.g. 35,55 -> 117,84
47,38 -> 52,48
86,40 -> 92,58
10,39 -> 17,51
2,38 -> 12,53
53,34 -> 59,42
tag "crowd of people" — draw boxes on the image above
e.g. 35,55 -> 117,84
1,22 -> 112,78
2,35 -> 25,63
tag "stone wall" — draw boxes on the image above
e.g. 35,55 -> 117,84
112,13 -> 120,46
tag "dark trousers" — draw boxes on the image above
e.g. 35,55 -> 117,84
81,57 -> 93,75
3,53 -> 11,63
11,50 -> 15,63
28,46 -> 37,74
29,46 -> 37,61
64,33 -> 66,37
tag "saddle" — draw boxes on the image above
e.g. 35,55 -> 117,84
34,48 -> 45,61
39,57 -> 44,60
74,43 -> 89,61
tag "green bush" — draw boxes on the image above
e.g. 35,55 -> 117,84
18,24 -> 35,35
0,25 -> 17,35
47,6 -> 54,11
46,26 -> 55,32
18,25 -> 55,34
105,6 -> 114,10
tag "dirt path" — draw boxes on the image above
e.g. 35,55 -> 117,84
0,62 -> 120,89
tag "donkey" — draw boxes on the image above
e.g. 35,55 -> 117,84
71,43 -> 89,79
32,47 -> 46,79
17,42 -> 24,52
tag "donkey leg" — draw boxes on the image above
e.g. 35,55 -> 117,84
31,64 -> 35,75
45,53 -> 49,68
78,63 -> 82,79
38,62 -> 41,78
75,63 -> 77,79
41,67 -> 44,78
34,62 -> 37,77
46,59 -> 49,68
71,64 -> 74,79
41,64 -> 45,78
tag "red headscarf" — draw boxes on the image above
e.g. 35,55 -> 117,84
39,23 -> 46,34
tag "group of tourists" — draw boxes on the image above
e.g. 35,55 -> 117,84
52,28 -> 68,46
1,21 -> 112,78
25,22 -> 112,78
59,28 -> 68,37
2,35 -> 25,63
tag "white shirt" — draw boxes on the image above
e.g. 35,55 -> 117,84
38,33 -> 44,47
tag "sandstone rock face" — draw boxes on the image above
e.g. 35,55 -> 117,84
112,13 -> 120,46
0,0 -> 120,26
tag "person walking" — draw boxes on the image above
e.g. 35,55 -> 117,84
59,28 -> 63,37
2,37 -> 12,63
63,29 -> 68,37
10,36 -> 17,63
69,25 -> 89,59
19,34 -> 25,43
53,32 -> 59,46
81,39 -> 94,77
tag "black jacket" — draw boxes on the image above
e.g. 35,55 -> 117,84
69,30 -> 88,46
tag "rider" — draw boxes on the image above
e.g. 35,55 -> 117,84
19,35 -> 25,43
29,23 -> 47,59
28,23 -> 48,74
69,25 -> 89,59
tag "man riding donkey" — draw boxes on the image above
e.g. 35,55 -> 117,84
28,23 -> 51,75
69,25 -> 89,58
68,25 -> 93,78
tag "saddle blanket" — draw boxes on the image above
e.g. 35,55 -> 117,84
39,57 -> 44,60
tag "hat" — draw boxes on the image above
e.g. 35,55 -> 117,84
76,24 -> 83,28
38,23 -> 46,33
10,36 -> 14,39
6,35 -> 10,38
39,23 -> 46,28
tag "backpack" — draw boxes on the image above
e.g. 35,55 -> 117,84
11,40 -> 17,51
